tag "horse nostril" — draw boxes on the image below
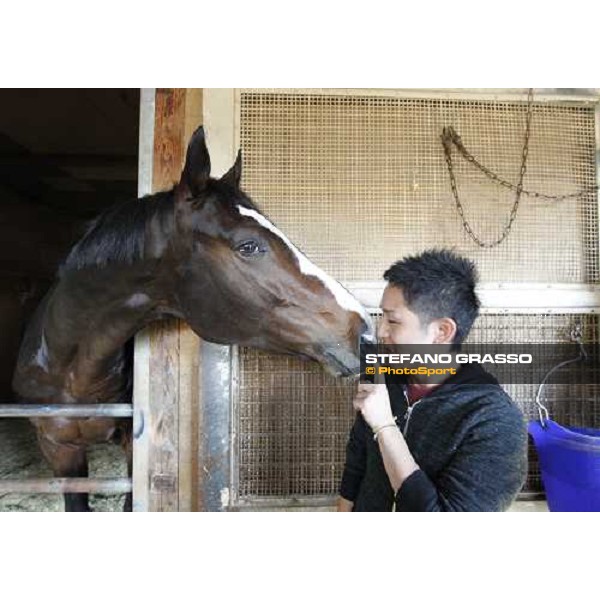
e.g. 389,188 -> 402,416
359,316 -> 376,344
360,328 -> 377,344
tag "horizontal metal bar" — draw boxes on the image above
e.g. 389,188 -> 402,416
234,494 -> 338,509
232,491 -> 545,510
0,404 -> 133,418
241,88 -> 600,105
345,282 -> 600,312
0,477 -> 132,494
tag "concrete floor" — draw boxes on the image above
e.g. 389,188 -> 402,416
509,500 -> 549,511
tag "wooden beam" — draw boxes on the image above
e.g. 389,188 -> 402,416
133,89 -> 203,511
132,88 -> 155,512
145,88 -> 187,511
178,89 -> 203,512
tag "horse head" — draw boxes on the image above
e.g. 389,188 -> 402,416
163,127 -> 373,377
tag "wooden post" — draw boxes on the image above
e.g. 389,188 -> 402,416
178,90 -> 203,512
133,89 -> 203,511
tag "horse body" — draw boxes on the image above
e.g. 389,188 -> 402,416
14,265 -> 152,510
13,127 -> 373,511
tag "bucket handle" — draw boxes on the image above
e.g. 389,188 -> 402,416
535,324 -> 587,428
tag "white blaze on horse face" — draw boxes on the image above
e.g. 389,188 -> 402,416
237,206 -> 370,324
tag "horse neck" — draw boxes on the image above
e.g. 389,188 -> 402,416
19,261 -> 179,401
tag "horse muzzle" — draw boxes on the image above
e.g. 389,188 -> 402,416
319,344 -> 362,378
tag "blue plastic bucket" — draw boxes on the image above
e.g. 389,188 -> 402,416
529,420 -> 600,511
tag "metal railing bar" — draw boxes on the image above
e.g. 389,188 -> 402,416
0,477 -> 132,494
0,404 -> 133,418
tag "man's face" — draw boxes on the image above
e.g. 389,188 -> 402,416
378,284 -> 436,345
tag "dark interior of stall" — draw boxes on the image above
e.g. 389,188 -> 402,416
0,89 -> 139,510
0,89 -> 140,402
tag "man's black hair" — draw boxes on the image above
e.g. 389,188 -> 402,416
383,248 -> 480,346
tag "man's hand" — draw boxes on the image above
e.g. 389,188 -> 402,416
353,383 -> 395,431
337,497 -> 354,512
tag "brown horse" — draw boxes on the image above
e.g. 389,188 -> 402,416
12,127 -> 373,511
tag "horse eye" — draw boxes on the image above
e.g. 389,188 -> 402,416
236,240 -> 264,257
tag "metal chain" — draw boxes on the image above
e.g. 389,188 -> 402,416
441,88 -> 598,248
443,126 -> 599,202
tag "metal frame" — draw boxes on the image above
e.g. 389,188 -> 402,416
233,494 -> 340,511
239,88 -> 600,105
199,342 -> 234,511
198,90 -> 239,511
229,344 -> 240,508
347,282 -> 600,314
596,102 -> 600,284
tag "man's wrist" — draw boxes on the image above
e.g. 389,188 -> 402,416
376,424 -> 402,441
371,417 -> 398,440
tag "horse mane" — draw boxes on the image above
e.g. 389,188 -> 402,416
206,179 -> 259,212
60,181 -> 261,276
60,191 -> 174,275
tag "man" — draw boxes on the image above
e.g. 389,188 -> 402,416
338,249 -> 527,512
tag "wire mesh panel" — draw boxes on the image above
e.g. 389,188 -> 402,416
234,312 -> 600,501
235,349 -> 355,499
468,313 -> 600,494
240,92 -> 598,283
234,89 -> 600,507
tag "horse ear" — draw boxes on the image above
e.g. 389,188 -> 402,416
220,150 -> 243,188
177,126 -> 211,200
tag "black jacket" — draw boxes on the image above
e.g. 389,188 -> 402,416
340,363 -> 528,511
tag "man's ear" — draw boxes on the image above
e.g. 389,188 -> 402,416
433,318 -> 458,344
176,126 -> 211,201
220,150 -> 242,189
